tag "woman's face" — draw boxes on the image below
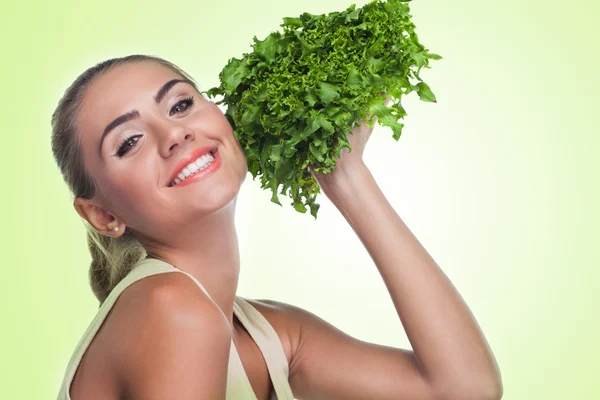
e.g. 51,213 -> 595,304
74,61 -> 248,241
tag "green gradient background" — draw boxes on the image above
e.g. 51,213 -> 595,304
1,0 -> 598,398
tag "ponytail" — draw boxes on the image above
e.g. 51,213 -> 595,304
85,223 -> 146,305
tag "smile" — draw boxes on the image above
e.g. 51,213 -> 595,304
168,149 -> 221,188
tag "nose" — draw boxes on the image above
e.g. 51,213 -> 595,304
156,120 -> 195,158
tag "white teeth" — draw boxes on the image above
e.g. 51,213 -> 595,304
187,163 -> 199,173
170,152 -> 215,187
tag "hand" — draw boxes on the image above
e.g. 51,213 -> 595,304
309,94 -> 393,190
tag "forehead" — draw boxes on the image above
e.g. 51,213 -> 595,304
82,61 -> 181,120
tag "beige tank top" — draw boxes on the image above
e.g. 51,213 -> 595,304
56,257 -> 296,400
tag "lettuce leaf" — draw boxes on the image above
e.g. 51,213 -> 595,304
205,0 -> 441,219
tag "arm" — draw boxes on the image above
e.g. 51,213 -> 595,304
294,160 -> 502,400
260,298 -> 441,400
117,273 -> 233,400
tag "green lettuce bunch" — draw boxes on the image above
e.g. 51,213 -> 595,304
204,0 -> 441,219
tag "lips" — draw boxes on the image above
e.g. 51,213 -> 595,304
167,146 -> 218,187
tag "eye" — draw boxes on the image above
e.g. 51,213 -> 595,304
112,96 -> 195,159
115,134 -> 142,158
169,95 -> 195,116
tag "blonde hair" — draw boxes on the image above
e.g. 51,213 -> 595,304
50,54 -> 201,306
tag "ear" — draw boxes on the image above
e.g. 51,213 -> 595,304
73,197 -> 123,236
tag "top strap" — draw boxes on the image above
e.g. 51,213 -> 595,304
233,297 -> 295,400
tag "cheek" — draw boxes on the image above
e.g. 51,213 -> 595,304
115,188 -> 164,232
202,109 -> 246,173
205,106 -> 234,135
109,172 -> 155,213
114,165 -> 152,190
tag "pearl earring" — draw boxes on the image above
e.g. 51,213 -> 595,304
113,226 -> 119,232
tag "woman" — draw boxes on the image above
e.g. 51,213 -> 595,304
53,54 -> 503,400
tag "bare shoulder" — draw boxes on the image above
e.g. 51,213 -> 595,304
111,271 -> 230,331
110,270 -> 232,348
106,272 -> 233,398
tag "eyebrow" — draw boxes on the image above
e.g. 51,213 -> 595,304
98,78 -> 196,157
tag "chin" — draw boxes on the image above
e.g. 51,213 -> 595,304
194,177 -> 242,214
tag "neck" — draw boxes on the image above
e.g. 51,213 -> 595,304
141,197 -> 241,330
